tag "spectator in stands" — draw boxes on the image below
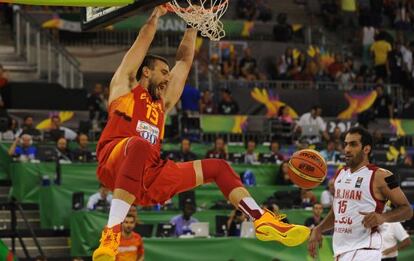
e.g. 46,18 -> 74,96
320,179 -> 334,208
222,51 -> 239,80
244,139 -> 259,164
180,83 -> 200,114
45,115 -> 77,141
304,203 -> 324,229
372,129 -> 387,148
1,118 -> 21,141
362,25 -> 377,65
20,115 -> 41,141
301,188 -> 317,208
340,0 -> 358,42
0,64 -> 9,89
56,137 -> 73,162
7,134 -> 37,161
273,13 -> 293,42
373,83 -> 394,119
255,0 -> 272,22
87,184 -> 112,211
380,207 -> 412,260
87,83 -> 106,131
371,33 -> 392,79
277,105 -> 294,124
296,105 -> 329,142
328,54 -> 344,80
393,1 -> 411,31
275,161 -> 293,185
170,200 -> 199,237
330,126 -> 343,151
236,0 -> 256,20
269,140 -> 285,162
117,214 -> 144,261
208,53 -> 223,80
389,42 -> 404,85
218,88 -> 239,115
320,140 -> 340,162
276,48 -> 294,80
239,48 -> 263,81
199,90 -> 216,114
338,62 -> 356,90
205,137 -> 228,159
227,209 -> 247,237
176,138 -> 197,162
72,133 -> 93,162
321,0 -> 340,31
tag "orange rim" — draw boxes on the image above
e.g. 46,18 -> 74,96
165,0 -> 228,13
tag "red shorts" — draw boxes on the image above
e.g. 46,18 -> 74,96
96,137 -> 196,206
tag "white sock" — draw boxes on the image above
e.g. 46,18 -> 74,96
238,197 -> 264,220
107,199 -> 131,228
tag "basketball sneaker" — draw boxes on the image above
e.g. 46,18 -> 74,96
92,224 -> 121,261
254,210 -> 310,247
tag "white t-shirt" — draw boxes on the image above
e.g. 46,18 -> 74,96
297,112 -> 326,132
87,192 -> 112,210
363,27 -> 376,46
380,222 -> 410,258
401,45 -> 413,73
320,190 -> 333,208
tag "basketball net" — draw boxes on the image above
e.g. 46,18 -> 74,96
166,0 -> 229,41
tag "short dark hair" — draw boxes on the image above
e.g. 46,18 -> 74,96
23,115 -> 33,121
311,105 -> 322,111
136,54 -> 169,80
125,214 -> 136,221
346,126 -> 373,151
181,137 -> 191,143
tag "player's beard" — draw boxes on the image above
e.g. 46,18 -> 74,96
148,79 -> 160,101
345,150 -> 364,169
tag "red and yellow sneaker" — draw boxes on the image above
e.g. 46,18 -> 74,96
254,210 -> 310,247
92,224 -> 121,261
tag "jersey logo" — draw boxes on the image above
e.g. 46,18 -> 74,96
355,177 -> 363,188
136,120 -> 159,145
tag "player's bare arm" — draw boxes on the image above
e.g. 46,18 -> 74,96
360,169 -> 413,228
308,208 -> 334,258
163,28 -> 197,113
108,6 -> 167,105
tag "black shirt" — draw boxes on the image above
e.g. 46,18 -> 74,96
218,100 -> 239,115
73,148 -> 94,162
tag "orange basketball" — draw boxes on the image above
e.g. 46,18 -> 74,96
287,149 -> 327,189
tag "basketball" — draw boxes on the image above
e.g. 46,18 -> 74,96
287,149 -> 327,189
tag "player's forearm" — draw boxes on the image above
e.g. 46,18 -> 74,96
176,28 -> 197,63
315,208 -> 334,233
121,9 -> 162,73
382,204 -> 413,223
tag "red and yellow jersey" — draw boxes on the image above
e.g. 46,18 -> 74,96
116,232 -> 144,261
97,85 -> 165,158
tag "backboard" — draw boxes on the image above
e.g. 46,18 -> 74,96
81,0 -> 169,31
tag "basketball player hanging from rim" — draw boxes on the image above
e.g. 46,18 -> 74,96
93,5 -> 310,260
308,127 -> 413,261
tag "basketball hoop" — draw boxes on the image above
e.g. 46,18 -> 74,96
166,0 -> 229,41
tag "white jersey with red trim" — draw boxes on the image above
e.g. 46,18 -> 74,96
332,164 -> 385,257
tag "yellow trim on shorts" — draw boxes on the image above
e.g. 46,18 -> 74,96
107,137 -> 130,163
193,160 -> 204,186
